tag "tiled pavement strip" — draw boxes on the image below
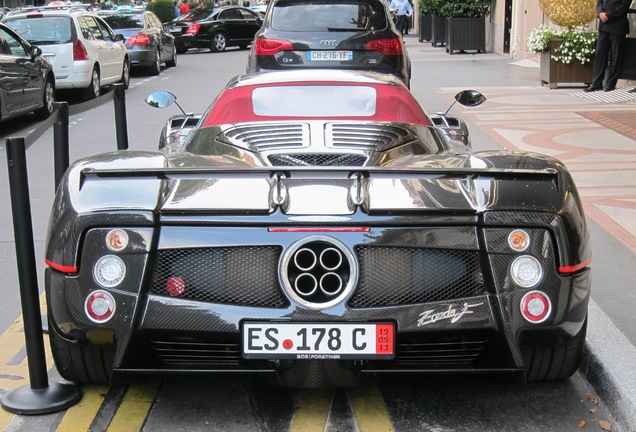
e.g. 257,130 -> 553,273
426,53 -> 636,429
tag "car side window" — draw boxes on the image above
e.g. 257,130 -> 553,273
78,15 -> 103,40
95,17 -> 116,41
238,9 -> 257,20
219,10 -> 241,20
0,28 -> 28,56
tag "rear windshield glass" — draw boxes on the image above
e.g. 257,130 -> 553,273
103,14 -> 144,29
271,0 -> 387,32
4,16 -> 73,44
252,85 -> 376,116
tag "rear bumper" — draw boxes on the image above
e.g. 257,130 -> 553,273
53,61 -> 93,89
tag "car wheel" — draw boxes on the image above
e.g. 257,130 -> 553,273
49,319 -> 114,384
166,45 -> 177,67
522,318 -> 587,381
149,49 -> 161,76
82,66 -> 100,100
210,32 -> 227,52
34,77 -> 55,120
120,59 -> 130,89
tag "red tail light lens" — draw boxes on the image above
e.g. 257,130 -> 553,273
255,37 -> 293,56
185,23 -> 201,35
73,39 -> 89,61
128,34 -> 151,45
365,38 -> 403,55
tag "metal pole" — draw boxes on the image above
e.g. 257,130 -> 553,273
5,137 -> 49,390
1,138 -> 81,415
113,83 -> 129,150
53,102 -> 69,191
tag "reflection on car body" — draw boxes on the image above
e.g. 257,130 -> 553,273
44,70 -> 591,388
0,22 -> 55,121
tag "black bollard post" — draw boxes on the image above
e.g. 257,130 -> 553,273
113,83 -> 129,150
53,102 -> 70,191
1,138 -> 81,415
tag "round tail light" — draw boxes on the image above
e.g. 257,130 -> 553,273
166,276 -> 186,297
85,290 -> 116,323
94,255 -> 126,288
520,291 -> 551,323
510,255 -> 543,288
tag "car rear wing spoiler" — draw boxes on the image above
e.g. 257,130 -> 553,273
78,165 -> 561,214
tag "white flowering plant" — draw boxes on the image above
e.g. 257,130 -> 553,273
526,24 -> 597,64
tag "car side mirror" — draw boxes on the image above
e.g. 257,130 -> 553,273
115,34 -> 125,42
454,90 -> 486,108
30,45 -> 42,58
146,91 -> 178,109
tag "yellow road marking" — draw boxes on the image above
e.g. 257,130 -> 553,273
107,377 -> 163,432
348,379 -> 393,432
290,388 -> 333,432
0,294 -> 55,430
55,385 -> 109,432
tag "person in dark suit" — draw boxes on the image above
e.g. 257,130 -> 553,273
584,0 -> 632,92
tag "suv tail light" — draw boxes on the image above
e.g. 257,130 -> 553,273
73,39 -> 89,61
128,34 -> 151,45
365,38 -> 403,55
185,23 -> 201,35
255,37 -> 293,56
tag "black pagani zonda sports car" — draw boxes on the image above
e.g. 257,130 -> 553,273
45,70 -> 591,387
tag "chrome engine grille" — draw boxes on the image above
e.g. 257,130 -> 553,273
349,246 -> 484,308
223,124 -> 308,151
326,123 -> 414,150
150,246 -> 289,308
268,153 -> 367,166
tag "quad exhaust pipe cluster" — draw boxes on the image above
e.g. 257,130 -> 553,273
293,247 -> 344,297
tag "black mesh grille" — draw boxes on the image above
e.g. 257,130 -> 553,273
350,247 -> 484,308
150,247 -> 289,308
149,339 -> 242,368
394,337 -> 489,367
268,154 -> 366,166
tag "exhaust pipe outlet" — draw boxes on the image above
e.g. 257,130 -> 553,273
294,248 -> 317,271
320,272 -> 343,296
320,247 -> 342,271
295,273 -> 318,296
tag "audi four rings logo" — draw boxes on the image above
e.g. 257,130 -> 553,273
320,40 -> 338,47
281,237 -> 358,309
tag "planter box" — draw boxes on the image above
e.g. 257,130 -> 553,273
540,40 -> 594,89
419,13 -> 432,42
431,14 -> 446,47
445,16 -> 486,54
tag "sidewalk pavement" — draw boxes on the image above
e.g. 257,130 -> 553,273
404,34 -> 636,432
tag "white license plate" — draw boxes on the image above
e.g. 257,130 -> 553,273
243,322 -> 394,359
307,50 -> 353,61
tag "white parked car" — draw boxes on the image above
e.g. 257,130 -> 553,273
3,8 -> 130,99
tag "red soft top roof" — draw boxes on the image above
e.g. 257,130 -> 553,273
201,82 -> 431,127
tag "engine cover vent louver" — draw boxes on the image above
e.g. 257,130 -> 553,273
223,123 -> 309,151
268,153 -> 367,167
326,123 -> 414,150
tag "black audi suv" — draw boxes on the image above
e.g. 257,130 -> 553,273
246,0 -> 411,87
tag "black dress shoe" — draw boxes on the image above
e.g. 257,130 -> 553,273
584,85 -> 602,92
629,88 -> 636,93
603,86 -> 616,92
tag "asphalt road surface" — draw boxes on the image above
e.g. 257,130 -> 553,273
0,44 -> 624,431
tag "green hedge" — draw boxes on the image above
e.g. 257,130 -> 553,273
147,0 -> 177,23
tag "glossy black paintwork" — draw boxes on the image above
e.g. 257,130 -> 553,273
0,23 -> 54,121
43,73 -> 591,382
